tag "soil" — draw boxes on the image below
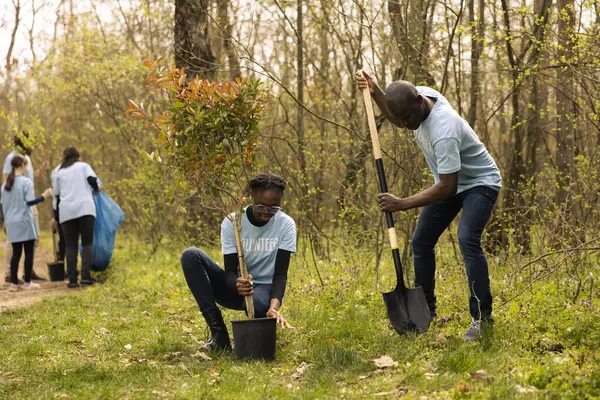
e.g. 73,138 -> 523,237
0,243 -> 76,313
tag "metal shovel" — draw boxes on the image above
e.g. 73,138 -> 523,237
360,72 -> 431,334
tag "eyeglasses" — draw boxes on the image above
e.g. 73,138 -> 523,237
253,204 -> 281,215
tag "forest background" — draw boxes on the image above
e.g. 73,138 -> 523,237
1,0 -> 600,398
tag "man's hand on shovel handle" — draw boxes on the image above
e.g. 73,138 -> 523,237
355,70 -> 377,94
378,193 -> 409,212
236,275 -> 253,296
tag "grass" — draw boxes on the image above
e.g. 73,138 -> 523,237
0,235 -> 599,399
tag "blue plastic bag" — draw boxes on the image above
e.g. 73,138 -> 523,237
81,191 -> 124,271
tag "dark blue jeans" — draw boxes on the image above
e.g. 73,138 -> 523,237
180,248 -> 271,317
411,185 -> 498,320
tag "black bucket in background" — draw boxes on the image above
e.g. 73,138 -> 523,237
231,317 -> 277,361
47,262 -> 65,281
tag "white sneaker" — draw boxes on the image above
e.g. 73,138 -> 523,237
22,282 -> 41,290
8,283 -> 22,292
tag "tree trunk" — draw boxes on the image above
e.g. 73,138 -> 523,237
467,0 -> 484,128
297,0 -> 305,173
524,0 -> 551,176
555,0 -> 576,205
388,0 -> 436,86
217,0 -> 241,81
5,0 -> 21,80
174,0 -> 216,80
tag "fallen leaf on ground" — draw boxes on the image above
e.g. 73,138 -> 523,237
373,355 -> 398,369
470,369 -> 491,382
373,387 -> 408,397
191,351 -> 212,361
436,333 -> 447,345
373,391 -> 395,397
124,344 -> 132,350
292,362 -> 309,380
455,383 -> 472,392
548,343 -> 565,353
515,384 -> 538,393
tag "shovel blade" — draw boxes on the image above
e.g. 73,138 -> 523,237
382,286 -> 431,334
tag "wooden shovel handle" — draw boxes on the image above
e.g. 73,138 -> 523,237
361,75 -> 383,160
233,215 -> 254,319
359,70 -> 399,251
52,229 -> 59,263
360,70 -> 406,288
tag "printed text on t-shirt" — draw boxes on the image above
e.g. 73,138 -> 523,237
243,237 -> 280,252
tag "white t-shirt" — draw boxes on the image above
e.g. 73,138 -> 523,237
221,209 -> 297,285
3,150 -> 34,187
1,176 -> 39,242
414,86 -> 502,193
53,162 -> 97,223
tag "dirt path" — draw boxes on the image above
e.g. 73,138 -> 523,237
0,242 -> 75,313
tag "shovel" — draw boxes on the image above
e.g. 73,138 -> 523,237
360,71 -> 431,334
47,229 -> 65,281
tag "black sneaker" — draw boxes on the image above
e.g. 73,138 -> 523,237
67,281 -> 79,289
4,275 -> 24,285
463,319 -> 493,342
30,270 -> 47,281
80,277 -> 97,285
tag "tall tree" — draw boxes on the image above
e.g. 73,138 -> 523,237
388,0 -> 437,86
555,0 -> 576,205
217,0 -> 241,81
174,0 -> 215,79
467,0 -> 484,128
495,0 -> 552,252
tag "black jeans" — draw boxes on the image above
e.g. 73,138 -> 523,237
411,186 -> 499,320
62,215 -> 95,282
11,240 -> 35,284
180,248 -> 271,317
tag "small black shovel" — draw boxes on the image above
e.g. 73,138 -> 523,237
360,72 -> 431,334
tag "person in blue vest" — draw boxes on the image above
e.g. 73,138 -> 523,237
181,172 -> 297,351
53,146 -> 101,288
357,71 -> 502,341
1,155 -> 53,291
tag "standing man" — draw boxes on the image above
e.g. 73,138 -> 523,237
356,71 -> 502,341
3,133 -> 46,283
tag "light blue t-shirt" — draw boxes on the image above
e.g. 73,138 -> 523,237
3,150 -> 34,187
53,162 -> 97,223
221,209 -> 297,285
1,176 -> 39,242
414,86 -> 502,193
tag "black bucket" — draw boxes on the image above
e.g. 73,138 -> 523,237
47,261 -> 65,281
231,317 -> 277,361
